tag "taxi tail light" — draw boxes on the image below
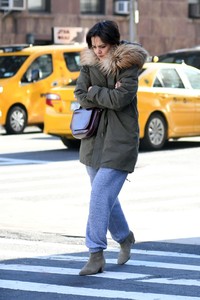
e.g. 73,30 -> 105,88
46,94 -> 61,107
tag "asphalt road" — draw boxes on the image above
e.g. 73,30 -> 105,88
0,128 -> 200,299
0,127 -> 200,245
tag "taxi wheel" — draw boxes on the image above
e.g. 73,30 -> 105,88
60,136 -> 80,149
5,105 -> 27,134
140,113 -> 167,150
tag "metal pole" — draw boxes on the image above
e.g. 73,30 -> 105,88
129,0 -> 134,42
129,0 -> 139,42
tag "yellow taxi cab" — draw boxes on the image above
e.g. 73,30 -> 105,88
44,62 -> 200,150
0,43 -> 85,134
44,79 -> 79,148
138,62 -> 200,149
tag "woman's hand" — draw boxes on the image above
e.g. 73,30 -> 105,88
115,81 -> 121,89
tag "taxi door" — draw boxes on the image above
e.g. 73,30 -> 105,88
182,66 -> 200,134
156,68 -> 195,134
20,53 -> 61,124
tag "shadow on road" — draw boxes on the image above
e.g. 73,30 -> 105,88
139,139 -> 200,152
0,148 -> 79,165
1,131 -> 200,166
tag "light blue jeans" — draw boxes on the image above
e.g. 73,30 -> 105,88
86,166 -> 130,253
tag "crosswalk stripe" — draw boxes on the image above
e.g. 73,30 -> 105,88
1,263 -> 200,286
1,248 -> 199,261
0,264 -> 149,280
0,239 -> 199,299
38,255 -> 200,272
45,249 -> 200,260
0,279 -> 200,300
140,277 -> 200,287
131,249 -> 200,259
1,238 -> 199,259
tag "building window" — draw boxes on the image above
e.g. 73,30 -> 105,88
28,0 -> 50,12
188,0 -> 200,18
80,0 -> 105,14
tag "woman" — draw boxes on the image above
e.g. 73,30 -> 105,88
74,20 -> 148,276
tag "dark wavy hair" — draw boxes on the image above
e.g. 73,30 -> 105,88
86,20 -> 120,48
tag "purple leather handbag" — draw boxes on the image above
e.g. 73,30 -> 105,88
70,108 -> 102,139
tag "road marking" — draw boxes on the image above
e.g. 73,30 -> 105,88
47,248 -> 200,260
131,249 -> 200,259
0,252 -> 200,272
0,279 -> 200,300
0,240 -> 199,299
1,256 -> 200,281
0,264 -> 149,280
1,238 -> 199,259
140,277 -> 200,286
39,255 -> 200,272
1,263 -> 200,285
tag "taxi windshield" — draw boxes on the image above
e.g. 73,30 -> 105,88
0,55 -> 28,78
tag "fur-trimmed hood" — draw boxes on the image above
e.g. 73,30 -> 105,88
80,42 -> 148,75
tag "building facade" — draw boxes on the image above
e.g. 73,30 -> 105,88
0,0 -> 200,56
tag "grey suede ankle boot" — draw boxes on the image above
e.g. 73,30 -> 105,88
79,251 -> 105,276
117,231 -> 135,265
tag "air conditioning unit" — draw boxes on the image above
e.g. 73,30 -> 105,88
0,0 -> 26,11
114,1 -> 130,15
188,3 -> 200,19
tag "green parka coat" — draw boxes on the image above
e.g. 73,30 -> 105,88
74,42 -> 148,173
